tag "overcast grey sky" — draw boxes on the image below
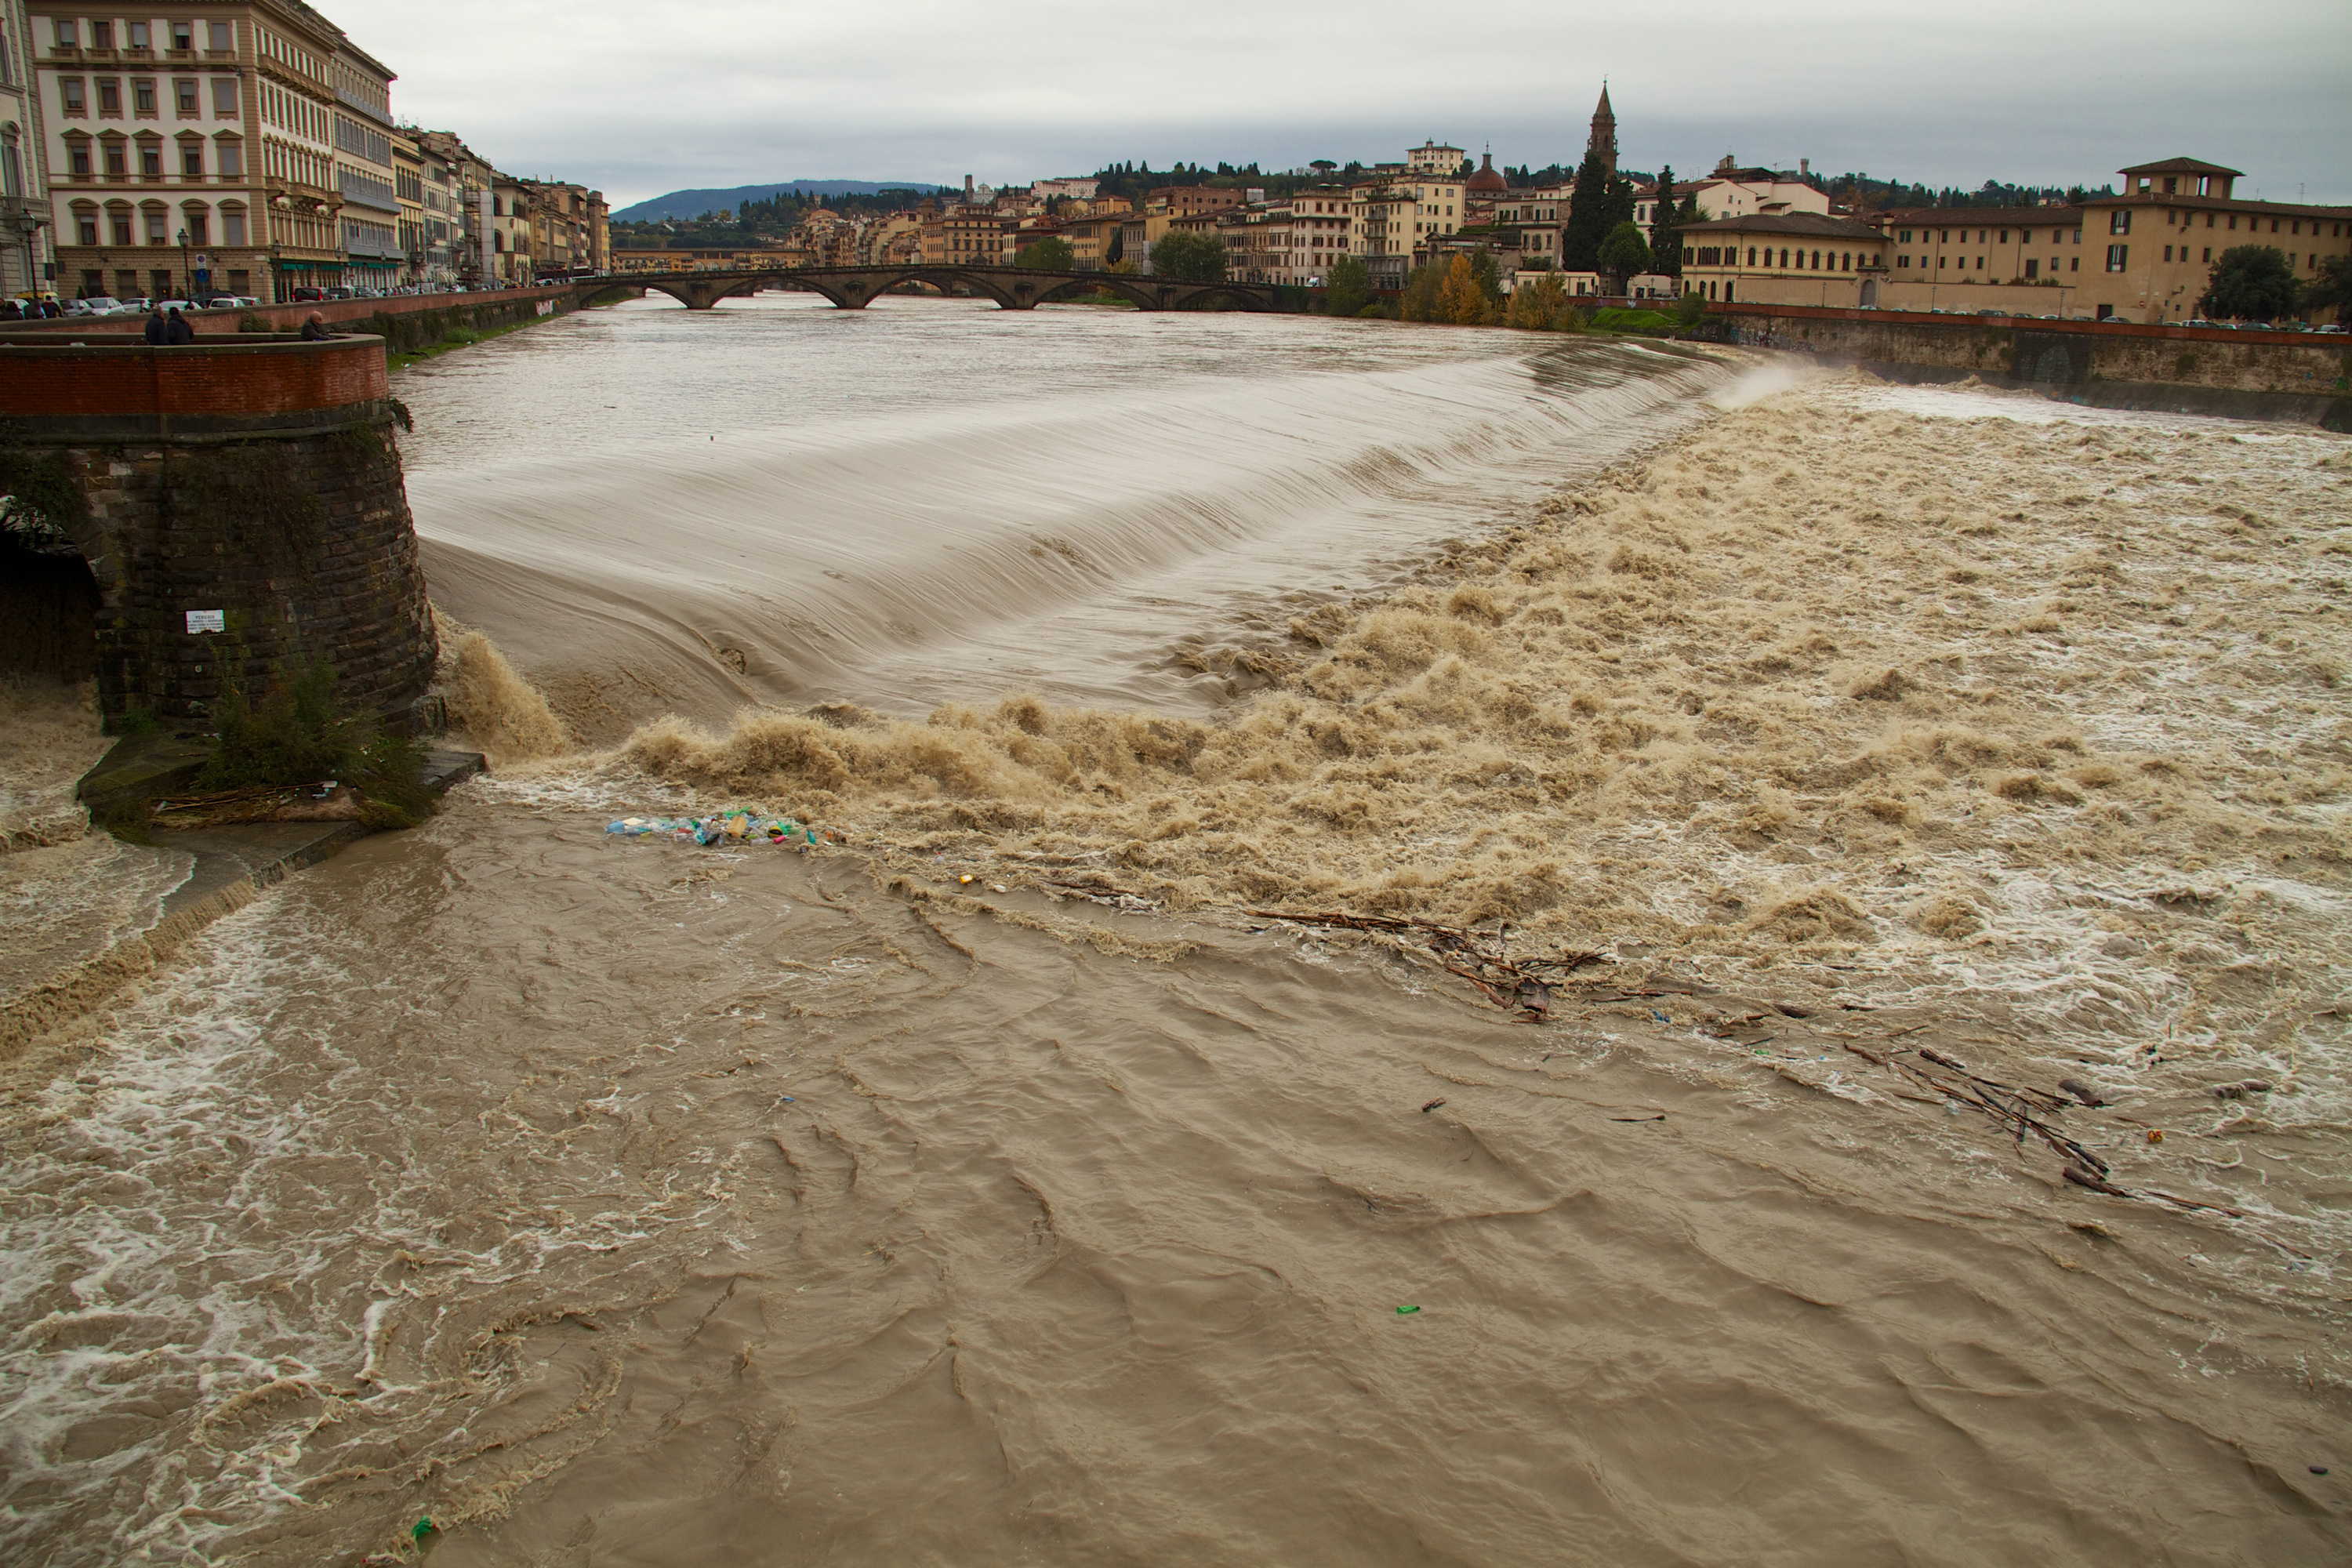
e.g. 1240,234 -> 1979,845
332,0 -> 2351,208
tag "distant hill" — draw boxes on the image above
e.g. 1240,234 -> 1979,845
614,181 -> 954,222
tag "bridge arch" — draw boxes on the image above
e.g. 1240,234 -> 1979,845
1166,281 -> 1278,313
1031,273 -> 1156,310
612,265 -> 1280,314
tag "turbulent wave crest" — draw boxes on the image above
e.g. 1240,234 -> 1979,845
436,615 -> 571,765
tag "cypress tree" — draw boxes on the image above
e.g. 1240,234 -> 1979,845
1649,165 -> 1682,277
1563,158 -> 1636,272
1563,154 -> 1610,271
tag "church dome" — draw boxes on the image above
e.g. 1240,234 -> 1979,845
1468,152 -> 1506,194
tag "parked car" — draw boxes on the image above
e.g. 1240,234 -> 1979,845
2317,324 -> 2348,335
201,294 -> 260,309
105,298 -> 153,315
151,299 -> 200,315
324,286 -> 356,301
67,296 -> 121,316
288,285 -> 325,302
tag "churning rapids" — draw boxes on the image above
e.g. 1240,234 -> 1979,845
2,294 -> 2347,1566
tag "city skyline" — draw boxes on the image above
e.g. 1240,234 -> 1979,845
328,0 -> 2352,208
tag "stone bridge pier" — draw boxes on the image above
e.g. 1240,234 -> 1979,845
0,333 -> 437,731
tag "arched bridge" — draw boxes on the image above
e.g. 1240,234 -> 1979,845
620,265 -> 1279,313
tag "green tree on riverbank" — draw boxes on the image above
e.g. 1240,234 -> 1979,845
1598,223 -> 1653,292
1323,255 -> 1372,317
1150,231 -> 1227,282
1563,156 -> 1635,271
2200,246 -> 2299,321
1015,237 -> 1075,270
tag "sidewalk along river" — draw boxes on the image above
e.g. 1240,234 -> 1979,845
0,296 -> 2346,1565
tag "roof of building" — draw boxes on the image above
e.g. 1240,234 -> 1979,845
1699,167 -> 1807,187
2119,156 -> 2243,177
1677,212 -> 1883,239
2075,191 -> 2352,217
1468,153 -> 1506,194
1869,206 -> 2083,226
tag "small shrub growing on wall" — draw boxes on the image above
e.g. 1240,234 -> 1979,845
199,659 -> 433,828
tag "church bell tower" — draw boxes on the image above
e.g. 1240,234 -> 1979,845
1586,84 -> 1618,178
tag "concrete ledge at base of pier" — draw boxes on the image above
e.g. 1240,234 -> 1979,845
0,749 -> 486,1060
1697,302 -> 2352,430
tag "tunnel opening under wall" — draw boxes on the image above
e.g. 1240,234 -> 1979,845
0,532 -> 100,685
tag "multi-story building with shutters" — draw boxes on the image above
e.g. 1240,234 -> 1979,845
1,0 -> 55,300
390,125 -> 420,281
326,35 -> 396,289
1349,151 -> 1465,287
34,3 -> 285,300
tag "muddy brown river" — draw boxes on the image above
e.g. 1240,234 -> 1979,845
1,296 -> 2345,1564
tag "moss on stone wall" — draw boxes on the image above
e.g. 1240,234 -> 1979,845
172,444 -> 328,568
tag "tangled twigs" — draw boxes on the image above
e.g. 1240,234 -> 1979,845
1243,909 -> 1606,1022
1844,1042 -> 2252,1220
1845,1042 -> 2111,1177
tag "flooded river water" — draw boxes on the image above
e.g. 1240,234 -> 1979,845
1,296 -> 2347,1565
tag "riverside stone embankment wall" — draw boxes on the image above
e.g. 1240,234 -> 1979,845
0,335 -> 435,729
1703,303 -> 2352,428
5,281 -> 618,347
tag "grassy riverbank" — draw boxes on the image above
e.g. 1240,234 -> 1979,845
386,313 -> 546,372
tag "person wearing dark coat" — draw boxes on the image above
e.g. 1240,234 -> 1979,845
43,298 -> 62,318
299,312 -> 332,341
165,307 -> 194,344
0,299 -> 21,321
143,306 -> 168,344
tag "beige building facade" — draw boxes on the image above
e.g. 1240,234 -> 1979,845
2,0 -> 54,299
1352,154 -> 1465,285
34,2 -> 300,301
1676,211 -> 1889,307
327,36 -> 395,289
2071,158 -> 2350,322
1686,156 -> 2352,321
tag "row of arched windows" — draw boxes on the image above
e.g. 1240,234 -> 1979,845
60,128 -> 245,180
1743,246 -> 1861,272
67,198 -> 249,249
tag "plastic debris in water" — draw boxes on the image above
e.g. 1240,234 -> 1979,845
1396,1305 -> 1421,1315
412,1517 -> 437,1541
602,813 -> 832,849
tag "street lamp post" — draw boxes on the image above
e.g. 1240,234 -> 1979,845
176,227 -> 191,299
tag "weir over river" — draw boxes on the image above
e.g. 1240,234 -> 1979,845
403,291 -> 1725,735
4,291 -> 2348,1566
